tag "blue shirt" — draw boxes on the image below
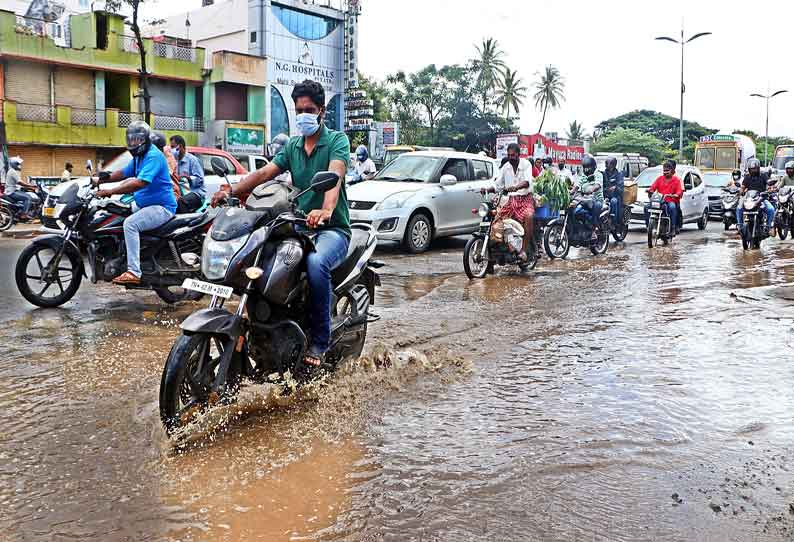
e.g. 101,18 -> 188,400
175,151 -> 205,199
121,145 -> 178,213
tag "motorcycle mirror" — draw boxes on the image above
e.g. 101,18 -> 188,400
86,159 -> 93,173
310,171 -> 340,194
211,157 -> 229,177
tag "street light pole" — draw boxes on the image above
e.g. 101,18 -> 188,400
656,27 -> 711,161
750,89 -> 788,165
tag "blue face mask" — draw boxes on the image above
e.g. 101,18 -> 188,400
296,113 -> 321,137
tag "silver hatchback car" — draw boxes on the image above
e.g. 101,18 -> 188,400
346,151 -> 498,252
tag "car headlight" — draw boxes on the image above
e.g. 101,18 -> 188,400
376,192 -> 414,211
478,203 -> 489,218
201,235 -> 249,281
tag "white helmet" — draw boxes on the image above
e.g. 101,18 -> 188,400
8,156 -> 23,170
786,161 -> 794,170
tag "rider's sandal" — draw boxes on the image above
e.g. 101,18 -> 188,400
112,271 -> 141,285
300,349 -> 326,382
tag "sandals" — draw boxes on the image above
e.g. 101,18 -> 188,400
299,349 -> 326,381
112,271 -> 141,285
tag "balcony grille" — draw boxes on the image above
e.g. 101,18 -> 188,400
16,103 -> 55,123
71,108 -> 101,126
153,42 -> 196,62
119,35 -> 140,54
118,111 -> 143,128
152,115 -> 204,132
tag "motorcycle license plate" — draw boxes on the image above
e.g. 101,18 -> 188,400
182,278 -> 233,299
42,207 -> 56,218
651,202 -> 661,209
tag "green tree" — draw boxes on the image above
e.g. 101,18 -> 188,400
594,110 -> 715,153
472,38 -> 506,115
387,65 -> 450,145
357,72 -> 390,122
565,120 -> 587,144
533,65 -> 565,134
591,128 -> 668,166
495,68 -> 527,122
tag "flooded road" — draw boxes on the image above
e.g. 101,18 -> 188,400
2,224 -> 794,541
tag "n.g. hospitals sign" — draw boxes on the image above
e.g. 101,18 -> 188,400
271,41 -> 342,93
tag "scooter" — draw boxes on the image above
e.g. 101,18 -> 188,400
721,186 -> 740,231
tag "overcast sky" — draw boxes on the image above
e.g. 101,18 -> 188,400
154,0 -> 793,139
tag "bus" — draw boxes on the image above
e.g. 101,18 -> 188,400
694,134 -> 756,174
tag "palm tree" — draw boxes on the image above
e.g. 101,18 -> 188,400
472,38 -> 506,114
495,68 -> 527,122
566,120 -> 587,144
533,65 -> 566,134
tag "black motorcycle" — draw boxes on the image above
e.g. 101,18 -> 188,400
0,182 -> 48,232
543,182 -> 609,259
463,192 -> 541,278
14,181 -> 215,308
774,185 -> 794,240
721,185 -> 740,231
646,192 -> 677,248
739,189 -> 771,250
158,164 -> 380,435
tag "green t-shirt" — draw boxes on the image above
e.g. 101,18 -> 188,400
272,126 -> 351,237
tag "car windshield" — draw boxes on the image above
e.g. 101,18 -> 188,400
715,147 -> 737,170
702,172 -> 732,187
375,155 -> 442,182
636,168 -> 661,187
773,147 -> 794,170
695,147 -> 715,169
384,149 -> 410,165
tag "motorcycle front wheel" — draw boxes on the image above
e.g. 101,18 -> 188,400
777,218 -> 789,240
591,225 -> 610,255
544,223 -> 570,259
159,332 -> 241,436
463,237 -> 489,279
15,242 -> 83,308
647,218 -> 658,248
0,206 -> 14,232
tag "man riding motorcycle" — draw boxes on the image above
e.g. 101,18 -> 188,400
575,155 -> 605,239
603,156 -> 625,226
738,158 -> 775,235
3,157 -> 36,219
93,121 -> 178,285
776,161 -> 794,189
644,160 -> 683,235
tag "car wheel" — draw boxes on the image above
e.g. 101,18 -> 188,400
697,208 -> 708,230
403,212 -> 433,253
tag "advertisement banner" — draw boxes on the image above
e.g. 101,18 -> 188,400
226,124 -> 265,155
518,134 -> 585,165
495,134 -> 519,161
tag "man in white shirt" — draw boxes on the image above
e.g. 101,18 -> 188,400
354,145 -> 377,182
482,143 -> 536,260
556,158 -> 574,188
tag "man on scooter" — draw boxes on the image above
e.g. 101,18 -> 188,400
603,157 -> 624,227
644,160 -> 683,236
482,142 -> 535,261
738,158 -> 775,235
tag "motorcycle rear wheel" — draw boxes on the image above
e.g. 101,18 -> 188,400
463,237 -> 489,279
591,225 -> 609,255
159,332 -> 241,436
544,223 -> 570,259
0,206 -> 14,232
777,221 -> 789,240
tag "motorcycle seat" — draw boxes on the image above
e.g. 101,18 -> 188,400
331,225 -> 372,286
145,212 -> 206,237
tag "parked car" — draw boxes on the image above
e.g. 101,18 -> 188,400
382,145 -> 456,167
629,165 -> 710,230
41,147 -> 246,231
347,150 -> 498,253
233,154 -> 269,174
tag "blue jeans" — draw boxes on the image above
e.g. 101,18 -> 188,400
123,204 -> 174,277
644,202 -> 677,232
737,200 -> 774,230
306,229 -> 350,354
608,194 -> 622,224
7,191 -> 32,215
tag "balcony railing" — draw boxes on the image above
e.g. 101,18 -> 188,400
117,111 -> 204,132
118,110 -> 143,128
153,41 -> 196,63
119,35 -> 140,55
14,15 -> 71,47
71,107 -> 104,126
16,103 -> 56,123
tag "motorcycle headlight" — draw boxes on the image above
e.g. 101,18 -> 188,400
376,192 -> 415,211
201,235 -> 249,281
477,203 -> 489,218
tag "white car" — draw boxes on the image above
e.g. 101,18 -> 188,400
347,151 -> 498,252
630,165 -> 710,230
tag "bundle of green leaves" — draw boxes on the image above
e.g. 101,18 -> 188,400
533,169 -> 570,211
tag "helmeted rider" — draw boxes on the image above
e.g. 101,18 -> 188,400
729,169 -> 742,187
603,156 -> 625,227
575,154 -> 605,239
738,158 -> 775,234
3,157 -> 36,218
94,121 -> 177,285
353,145 -> 377,183
776,161 -> 794,189
644,159 -> 683,236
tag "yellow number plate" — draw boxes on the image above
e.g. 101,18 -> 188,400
42,207 -> 57,218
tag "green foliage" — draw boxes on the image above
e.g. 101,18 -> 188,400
591,128 -> 668,166
533,169 -> 570,211
594,109 -> 715,152
472,38 -> 507,114
495,68 -> 527,122
533,66 -> 565,133
565,120 -> 587,144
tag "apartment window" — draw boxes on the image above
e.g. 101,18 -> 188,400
272,5 -> 339,41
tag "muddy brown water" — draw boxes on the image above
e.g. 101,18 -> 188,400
2,229 -> 794,541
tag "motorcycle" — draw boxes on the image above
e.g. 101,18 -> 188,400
721,186 -> 740,231
774,185 -> 794,240
739,189 -> 771,251
14,169 -> 215,308
604,187 -> 630,242
543,182 -> 609,259
0,182 -> 48,232
463,192 -> 541,278
158,162 -> 380,435
645,192 -> 678,248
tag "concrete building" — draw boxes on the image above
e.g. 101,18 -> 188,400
148,0 -> 360,144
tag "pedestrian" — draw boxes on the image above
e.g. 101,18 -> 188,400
169,135 -> 205,213
61,162 -> 73,183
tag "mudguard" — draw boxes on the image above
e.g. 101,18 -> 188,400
181,308 -> 242,339
30,235 -> 86,277
546,216 -> 563,228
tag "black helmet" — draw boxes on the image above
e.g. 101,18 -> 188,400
582,154 -> 597,176
606,156 -> 618,170
747,158 -> 761,172
732,169 -> 742,179
150,131 -> 167,151
126,120 -> 151,157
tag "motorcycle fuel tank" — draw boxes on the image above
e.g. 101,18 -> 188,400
257,238 -> 304,306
